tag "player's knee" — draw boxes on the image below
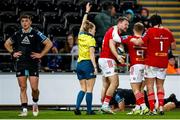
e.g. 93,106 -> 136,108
81,88 -> 87,93
86,86 -> 94,92
32,88 -> 39,93
20,86 -> 27,92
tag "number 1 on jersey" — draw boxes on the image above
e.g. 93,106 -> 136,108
160,41 -> 163,51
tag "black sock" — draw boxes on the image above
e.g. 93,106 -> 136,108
21,103 -> 28,109
33,98 -> 39,103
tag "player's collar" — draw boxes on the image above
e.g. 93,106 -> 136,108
22,27 -> 32,33
113,25 -> 121,35
81,31 -> 94,37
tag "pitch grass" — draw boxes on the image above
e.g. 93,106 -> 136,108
0,108 -> 180,119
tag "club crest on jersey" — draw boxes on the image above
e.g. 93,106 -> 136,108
21,36 -> 30,44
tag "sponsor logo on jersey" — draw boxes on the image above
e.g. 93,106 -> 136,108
21,36 -> 30,44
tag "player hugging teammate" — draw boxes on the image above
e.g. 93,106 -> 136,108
98,14 -> 176,115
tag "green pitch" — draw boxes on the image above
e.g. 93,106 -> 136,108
0,109 -> 180,119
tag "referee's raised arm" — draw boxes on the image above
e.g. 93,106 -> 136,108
79,2 -> 92,33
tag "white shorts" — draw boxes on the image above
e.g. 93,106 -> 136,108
129,64 -> 145,83
98,58 -> 118,77
144,65 -> 166,80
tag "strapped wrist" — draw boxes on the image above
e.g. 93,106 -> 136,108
11,51 -> 14,55
85,12 -> 89,14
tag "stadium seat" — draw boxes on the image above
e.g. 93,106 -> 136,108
0,21 -> 3,36
57,0 -> 80,16
47,24 -> 68,38
63,12 -> 82,27
3,23 -> 20,40
0,36 -> 4,51
77,0 -> 101,13
43,12 -> 62,24
36,0 -> 58,14
0,0 -> 17,12
0,11 -> 19,23
15,0 -> 37,12
43,12 -> 64,34
68,24 -> 80,36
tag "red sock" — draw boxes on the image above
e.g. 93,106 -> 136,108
103,95 -> 112,105
135,92 -> 145,105
148,92 -> 155,111
101,97 -> 105,103
157,91 -> 164,107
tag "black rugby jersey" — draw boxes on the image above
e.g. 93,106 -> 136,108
10,27 -> 47,64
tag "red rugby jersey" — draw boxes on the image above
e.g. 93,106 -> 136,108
100,26 -> 122,60
122,35 -> 147,67
142,27 -> 175,68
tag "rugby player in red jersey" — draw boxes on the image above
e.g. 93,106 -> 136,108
98,17 -> 129,114
131,14 -> 176,115
122,22 -> 149,115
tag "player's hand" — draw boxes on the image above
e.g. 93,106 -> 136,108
12,51 -> 22,58
117,55 -> 125,64
130,38 -> 143,45
86,2 -> 92,13
31,52 -> 42,59
94,67 -> 98,75
130,38 -> 137,43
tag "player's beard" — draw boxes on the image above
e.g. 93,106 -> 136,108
122,27 -> 128,33
119,28 -> 125,33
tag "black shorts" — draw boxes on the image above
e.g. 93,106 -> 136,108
15,62 -> 39,77
16,68 -> 39,77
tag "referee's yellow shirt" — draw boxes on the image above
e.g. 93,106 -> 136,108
77,32 -> 96,62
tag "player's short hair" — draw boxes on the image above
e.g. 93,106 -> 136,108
150,14 -> 162,27
83,20 -> 95,33
117,16 -> 129,23
133,22 -> 144,33
20,15 -> 32,21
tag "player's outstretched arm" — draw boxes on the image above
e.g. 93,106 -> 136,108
79,2 -> 92,33
130,38 -> 144,45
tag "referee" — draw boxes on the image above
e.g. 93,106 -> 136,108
4,15 -> 52,117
